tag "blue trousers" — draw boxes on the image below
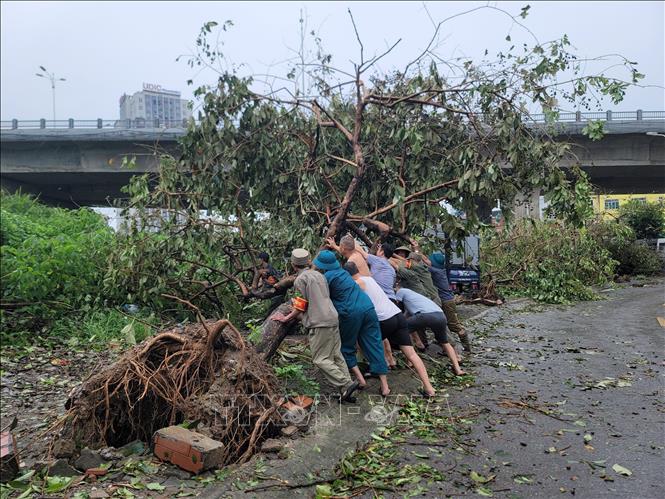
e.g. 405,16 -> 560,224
338,308 -> 389,375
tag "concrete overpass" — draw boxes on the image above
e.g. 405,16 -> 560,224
1,113 -> 664,207
0,127 -> 182,206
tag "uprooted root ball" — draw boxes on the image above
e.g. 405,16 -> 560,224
56,319 -> 282,465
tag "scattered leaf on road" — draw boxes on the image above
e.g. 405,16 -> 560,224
612,464 -> 632,476
470,471 -> 495,484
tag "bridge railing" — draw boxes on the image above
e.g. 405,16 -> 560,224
527,110 -> 664,122
0,118 -> 194,130
1,111 -> 664,130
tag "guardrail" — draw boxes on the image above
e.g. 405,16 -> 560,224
1,111 -> 663,130
0,118 -> 193,130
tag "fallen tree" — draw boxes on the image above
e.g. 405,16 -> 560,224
106,5 -> 641,324
84,6 -> 642,465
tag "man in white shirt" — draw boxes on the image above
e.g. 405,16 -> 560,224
344,261 -> 437,397
395,285 -> 466,376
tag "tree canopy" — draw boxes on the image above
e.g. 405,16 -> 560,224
108,5 -> 643,316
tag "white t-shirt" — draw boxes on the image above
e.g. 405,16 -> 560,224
359,276 -> 401,322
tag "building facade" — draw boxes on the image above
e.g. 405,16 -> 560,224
591,193 -> 665,219
119,83 -> 192,125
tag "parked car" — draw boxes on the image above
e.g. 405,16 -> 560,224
423,226 -> 481,295
445,235 -> 481,294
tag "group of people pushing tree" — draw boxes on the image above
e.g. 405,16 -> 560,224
271,235 -> 471,403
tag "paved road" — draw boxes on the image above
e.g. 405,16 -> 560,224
204,280 -> 664,498
401,280 -> 665,498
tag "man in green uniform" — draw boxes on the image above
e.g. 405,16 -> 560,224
273,248 -> 360,402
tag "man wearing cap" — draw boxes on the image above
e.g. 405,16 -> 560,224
273,249 -> 360,402
393,245 -> 412,260
313,250 -> 391,397
425,251 -> 471,352
389,251 -> 441,306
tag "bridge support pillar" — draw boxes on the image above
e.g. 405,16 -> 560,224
511,188 -> 542,221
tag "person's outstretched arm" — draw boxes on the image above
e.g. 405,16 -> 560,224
325,237 -> 340,253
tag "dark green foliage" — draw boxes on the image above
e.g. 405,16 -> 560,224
611,242 -> 663,275
618,200 -> 665,239
273,363 -> 320,397
1,191 -> 115,334
482,220 -> 616,303
107,12 -> 640,313
588,219 -> 663,275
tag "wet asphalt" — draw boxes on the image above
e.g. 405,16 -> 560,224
204,279 -> 664,498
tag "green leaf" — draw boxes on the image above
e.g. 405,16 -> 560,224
584,434 -> 593,443
476,486 -> 494,496
45,476 -> 74,493
16,486 -> 37,499
315,484 -> 333,498
514,475 -> 533,484
470,471 -> 495,483
122,323 -> 136,346
612,464 -> 632,476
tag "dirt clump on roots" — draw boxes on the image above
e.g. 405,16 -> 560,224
56,319 -> 282,466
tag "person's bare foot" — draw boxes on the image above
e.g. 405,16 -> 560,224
419,388 -> 436,398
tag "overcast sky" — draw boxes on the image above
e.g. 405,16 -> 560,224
2,1 -> 663,120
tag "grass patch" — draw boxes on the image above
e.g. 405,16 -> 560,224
1,308 -> 160,351
274,363 -> 320,397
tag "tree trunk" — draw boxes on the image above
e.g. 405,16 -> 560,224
256,303 -> 297,360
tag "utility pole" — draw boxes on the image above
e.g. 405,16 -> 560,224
36,66 -> 66,126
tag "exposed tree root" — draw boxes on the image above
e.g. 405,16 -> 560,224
57,319 -> 283,466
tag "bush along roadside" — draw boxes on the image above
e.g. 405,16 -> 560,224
481,220 -> 617,304
618,199 -> 665,240
1,191 -> 116,337
588,218 -> 663,276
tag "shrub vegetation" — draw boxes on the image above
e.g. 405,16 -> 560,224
1,191 -> 115,333
482,220 -> 617,303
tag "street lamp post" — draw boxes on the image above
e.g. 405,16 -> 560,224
35,66 -> 66,127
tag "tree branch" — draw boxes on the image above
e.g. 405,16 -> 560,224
363,179 -> 459,219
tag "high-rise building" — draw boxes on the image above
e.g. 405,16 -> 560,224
119,83 -> 192,125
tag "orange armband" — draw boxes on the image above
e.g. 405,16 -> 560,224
292,296 -> 309,312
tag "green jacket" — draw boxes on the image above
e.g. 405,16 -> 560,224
396,263 -> 442,306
